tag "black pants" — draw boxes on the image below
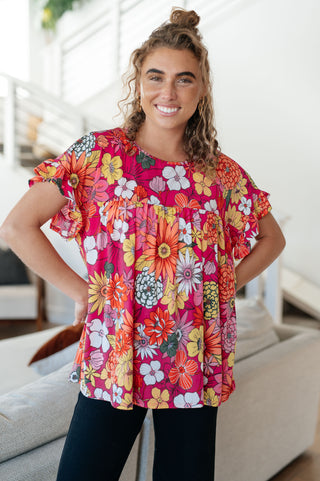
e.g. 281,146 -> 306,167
56,392 -> 218,481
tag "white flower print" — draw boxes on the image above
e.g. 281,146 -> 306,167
148,195 -> 161,205
83,236 -> 98,265
99,202 -> 109,226
112,385 -> 123,403
94,388 -> 111,402
174,392 -> 202,408
134,324 -> 158,360
88,318 -> 110,353
204,199 -> 218,213
238,196 -> 252,215
114,177 -> 137,199
176,249 -> 202,296
179,218 -> 192,244
111,219 -> 129,243
135,267 -> 163,308
140,360 -> 164,385
162,165 -> 190,191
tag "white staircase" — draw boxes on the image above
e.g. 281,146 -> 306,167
0,74 -> 105,169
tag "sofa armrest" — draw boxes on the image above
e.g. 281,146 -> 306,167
0,362 -> 79,463
215,328 -> 320,481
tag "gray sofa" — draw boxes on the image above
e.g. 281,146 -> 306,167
1,298 -> 320,481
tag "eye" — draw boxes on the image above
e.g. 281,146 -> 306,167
177,77 -> 192,84
149,75 -> 162,82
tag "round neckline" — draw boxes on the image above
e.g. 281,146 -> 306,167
128,134 -> 187,165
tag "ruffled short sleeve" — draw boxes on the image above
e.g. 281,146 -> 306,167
29,132 -> 98,239
217,155 -> 272,260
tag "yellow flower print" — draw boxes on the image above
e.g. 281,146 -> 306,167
115,350 -> 133,391
123,234 -> 135,266
225,205 -> 243,230
204,388 -> 219,407
162,279 -> 187,315
84,364 -> 100,388
154,205 -> 176,226
101,153 -> 123,184
193,172 -> 213,197
187,326 -> 204,362
101,367 -> 112,390
228,352 -> 235,368
191,225 -> 208,252
88,271 -> 108,315
203,281 -> 219,320
148,387 -> 170,409
119,393 -> 133,410
230,177 -> 248,203
216,216 -> 225,250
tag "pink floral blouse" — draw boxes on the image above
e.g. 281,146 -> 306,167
30,128 -> 271,410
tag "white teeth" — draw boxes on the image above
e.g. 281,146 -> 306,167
157,105 -> 179,114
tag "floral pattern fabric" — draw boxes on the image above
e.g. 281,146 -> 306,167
30,128 -> 271,410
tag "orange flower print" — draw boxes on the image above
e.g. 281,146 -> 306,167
144,217 -> 182,283
115,329 -> 131,357
105,273 -> 128,310
216,155 -> 241,189
168,350 -> 198,390
218,264 -> 235,302
96,135 -> 109,148
60,150 -> 95,202
204,212 -> 218,246
144,307 -> 175,346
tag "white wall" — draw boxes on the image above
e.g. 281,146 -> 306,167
201,0 -> 320,286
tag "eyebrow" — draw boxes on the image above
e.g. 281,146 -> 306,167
145,68 -> 196,79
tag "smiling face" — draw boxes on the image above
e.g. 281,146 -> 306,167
137,47 -> 204,136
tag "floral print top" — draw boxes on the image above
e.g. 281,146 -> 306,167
30,128 -> 271,410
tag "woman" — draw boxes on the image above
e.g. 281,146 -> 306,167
0,8 -> 285,481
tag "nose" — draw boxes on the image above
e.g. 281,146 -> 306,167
160,80 -> 177,100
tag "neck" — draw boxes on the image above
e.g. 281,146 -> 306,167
135,123 -> 187,162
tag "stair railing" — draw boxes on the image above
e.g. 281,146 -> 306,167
0,73 -> 104,167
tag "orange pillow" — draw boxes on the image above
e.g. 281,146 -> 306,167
28,323 -> 84,366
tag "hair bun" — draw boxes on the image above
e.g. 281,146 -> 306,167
170,8 -> 200,29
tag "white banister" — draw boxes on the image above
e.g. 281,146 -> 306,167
0,73 -> 104,168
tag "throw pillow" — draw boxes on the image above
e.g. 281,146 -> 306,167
235,297 -> 280,361
28,323 -> 84,375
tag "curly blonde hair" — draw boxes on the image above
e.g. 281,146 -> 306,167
119,7 -> 220,175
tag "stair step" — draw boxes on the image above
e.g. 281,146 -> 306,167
281,267 -> 320,321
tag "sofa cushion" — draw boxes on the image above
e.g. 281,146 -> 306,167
0,362 -> 79,463
235,297 -> 280,361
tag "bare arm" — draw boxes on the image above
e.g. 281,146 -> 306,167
235,212 -> 286,291
0,182 -> 88,325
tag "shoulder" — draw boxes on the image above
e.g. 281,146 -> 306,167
215,152 -> 246,190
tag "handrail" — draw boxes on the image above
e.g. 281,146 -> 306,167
0,73 -> 105,167
0,73 -> 103,126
